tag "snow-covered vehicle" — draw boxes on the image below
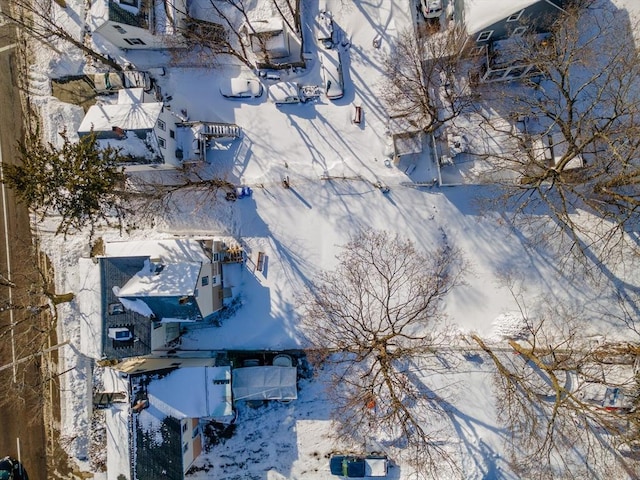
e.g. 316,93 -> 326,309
268,81 -> 303,105
320,48 -> 344,100
329,454 -> 388,477
220,78 -> 264,99
420,0 -> 442,19
316,10 -> 335,48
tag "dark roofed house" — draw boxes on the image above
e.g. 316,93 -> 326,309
128,362 -> 234,479
99,238 -> 235,360
451,0 -> 568,83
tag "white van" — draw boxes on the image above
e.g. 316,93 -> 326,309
320,48 -> 344,100
268,82 -> 302,105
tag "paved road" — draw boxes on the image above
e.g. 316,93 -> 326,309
0,17 -> 49,480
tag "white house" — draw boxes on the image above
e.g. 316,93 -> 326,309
78,88 -> 181,167
90,0 -> 188,50
78,88 -> 241,169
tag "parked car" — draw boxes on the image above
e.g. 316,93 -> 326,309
320,49 -> 344,100
329,454 -> 388,478
220,78 -> 264,99
316,10 -> 334,48
420,0 -> 442,19
0,457 -> 28,480
268,82 -> 302,105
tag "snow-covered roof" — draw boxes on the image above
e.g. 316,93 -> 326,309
117,260 -> 201,297
146,366 -> 233,418
251,18 -> 284,34
105,238 -> 212,263
78,102 -> 163,133
118,87 -> 145,104
232,366 -> 298,401
463,0 -> 549,35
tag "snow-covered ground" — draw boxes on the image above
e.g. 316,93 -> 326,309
24,0 -> 640,478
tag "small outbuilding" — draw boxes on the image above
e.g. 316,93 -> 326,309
232,366 -> 297,401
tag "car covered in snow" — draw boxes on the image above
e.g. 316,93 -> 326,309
320,48 -> 344,100
268,81 -> 302,105
316,10 -> 335,48
220,78 -> 264,99
329,454 -> 388,478
420,0 -> 442,19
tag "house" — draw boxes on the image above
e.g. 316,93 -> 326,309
104,359 -> 234,480
452,0 -> 568,53
98,238 -> 242,359
445,0 -> 569,84
90,0 -> 188,50
78,88 -> 241,169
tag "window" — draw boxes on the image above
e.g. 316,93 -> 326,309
213,253 -> 220,262
124,38 -> 146,46
201,276 -> 209,286
469,45 -> 485,56
476,30 -> 493,42
192,425 -> 199,439
512,26 -> 527,37
169,129 -> 175,139
182,423 -> 188,433
108,303 -> 125,315
157,119 -> 166,131
183,443 -> 189,453
113,25 -> 127,34
158,137 -> 166,149
507,9 -> 524,22
120,0 -> 137,6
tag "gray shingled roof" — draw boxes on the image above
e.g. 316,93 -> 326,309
108,0 -> 148,29
134,413 -> 184,480
100,257 -> 153,359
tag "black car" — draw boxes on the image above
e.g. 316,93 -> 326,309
0,457 -> 28,480
329,454 -> 388,478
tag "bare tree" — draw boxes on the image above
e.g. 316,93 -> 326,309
300,229 -> 465,475
475,4 -> 640,264
171,0 -> 299,69
2,0 -> 121,70
380,25 -> 473,134
472,293 -> 640,479
171,13 -> 254,68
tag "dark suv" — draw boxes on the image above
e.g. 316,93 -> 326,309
0,457 -> 28,480
329,454 -> 388,477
